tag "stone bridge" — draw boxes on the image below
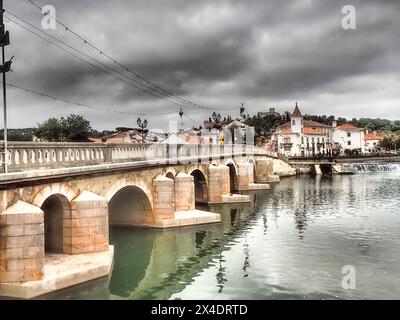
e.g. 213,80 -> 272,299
0,142 -> 279,298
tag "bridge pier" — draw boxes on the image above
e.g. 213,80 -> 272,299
66,191 -> 109,254
255,159 -> 280,183
0,196 -> 113,299
0,201 -> 44,283
152,174 -> 220,228
208,165 -> 250,203
175,173 -> 195,211
153,176 -> 175,221
237,162 -> 270,191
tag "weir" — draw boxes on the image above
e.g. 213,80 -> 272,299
342,163 -> 400,173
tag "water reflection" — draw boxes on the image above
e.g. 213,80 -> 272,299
41,171 -> 400,300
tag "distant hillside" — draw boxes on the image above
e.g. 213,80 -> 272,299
0,128 -> 35,141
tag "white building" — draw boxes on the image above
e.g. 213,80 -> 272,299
364,132 -> 384,154
332,123 -> 365,153
274,104 -> 332,157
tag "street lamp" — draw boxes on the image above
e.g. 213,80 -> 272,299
137,118 -> 148,143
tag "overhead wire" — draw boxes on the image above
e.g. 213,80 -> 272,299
3,81 -> 179,116
4,12 -> 209,115
26,0 -> 238,112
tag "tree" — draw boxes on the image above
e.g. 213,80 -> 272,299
35,114 -> 92,142
60,114 -> 92,142
212,112 -> 222,123
35,118 -> 63,141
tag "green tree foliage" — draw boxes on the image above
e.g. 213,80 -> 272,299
0,128 -> 35,141
60,115 -> 92,141
245,114 -> 284,140
35,114 -> 92,142
35,118 -> 63,141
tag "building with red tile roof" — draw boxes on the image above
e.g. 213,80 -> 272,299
364,132 -> 384,153
332,122 -> 365,152
273,104 -> 332,157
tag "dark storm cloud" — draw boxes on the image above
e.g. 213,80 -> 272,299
4,0 -> 400,130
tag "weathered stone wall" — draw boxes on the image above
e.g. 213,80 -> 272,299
175,173 -> 195,211
0,201 -> 44,283
255,159 -> 280,182
208,165 -> 230,203
153,176 -> 175,220
272,159 -> 297,177
237,163 -> 254,190
66,192 -> 109,254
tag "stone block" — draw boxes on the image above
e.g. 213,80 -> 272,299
0,201 -> 45,284
66,192 -> 109,254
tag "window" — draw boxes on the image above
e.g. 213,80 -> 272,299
301,136 -> 304,144
322,138 -> 325,143
348,141 -> 351,146
347,132 -> 351,137
292,120 -> 296,125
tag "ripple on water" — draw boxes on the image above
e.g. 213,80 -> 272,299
39,173 -> 400,300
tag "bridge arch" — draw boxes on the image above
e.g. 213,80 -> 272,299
190,169 -> 208,204
32,184 -> 75,208
225,161 -> 238,192
248,157 -> 257,182
108,186 -> 154,226
105,178 -> 153,206
41,193 -> 70,254
106,178 -> 154,227
164,167 -> 177,178
248,157 -> 256,167
165,171 -> 175,180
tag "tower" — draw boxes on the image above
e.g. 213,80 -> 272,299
290,102 -> 303,134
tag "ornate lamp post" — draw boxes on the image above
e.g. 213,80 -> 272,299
137,117 -> 148,143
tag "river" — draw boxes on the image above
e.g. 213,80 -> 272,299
42,166 -> 400,300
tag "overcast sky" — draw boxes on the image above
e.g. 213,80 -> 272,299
4,0 -> 400,130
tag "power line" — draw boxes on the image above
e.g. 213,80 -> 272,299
5,10 -> 205,113
26,0 -> 238,112
5,13 -> 209,114
3,81 -> 179,117
183,112 -> 202,128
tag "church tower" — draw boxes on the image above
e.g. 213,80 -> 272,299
290,102 -> 303,134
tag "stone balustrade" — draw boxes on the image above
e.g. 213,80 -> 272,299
0,142 -> 276,174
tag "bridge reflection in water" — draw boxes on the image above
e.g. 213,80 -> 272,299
39,190 -> 269,300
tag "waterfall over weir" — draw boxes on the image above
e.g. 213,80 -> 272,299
343,163 -> 400,173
